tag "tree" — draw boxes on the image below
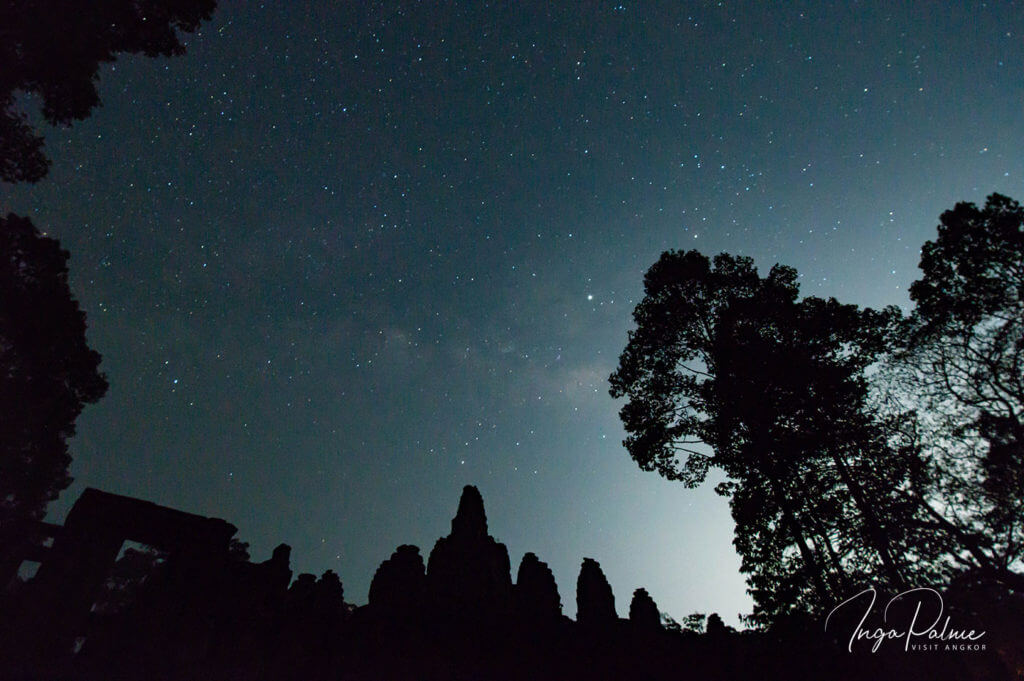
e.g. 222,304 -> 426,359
609,251 -> 931,625
611,195 -> 1024,626
885,194 -> 1024,579
680,612 -> 705,634
0,0 -> 217,183
0,214 -> 108,518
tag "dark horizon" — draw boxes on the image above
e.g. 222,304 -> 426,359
13,482 -> 1009,680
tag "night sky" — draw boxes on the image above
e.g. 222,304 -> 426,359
3,1 -> 1023,624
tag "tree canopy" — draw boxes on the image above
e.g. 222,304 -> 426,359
887,194 -> 1024,580
0,214 -> 108,518
610,194 -> 1024,625
0,0 -> 216,183
0,1 -> 218,519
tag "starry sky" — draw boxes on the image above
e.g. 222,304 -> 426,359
3,1 -> 1023,624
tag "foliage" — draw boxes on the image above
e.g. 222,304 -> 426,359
0,0 -> 216,183
611,197 -> 1024,626
91,545 -> 167,616
0,214 -> 107,518
609,250 -> 931,625
680,612 -> 705,634
883,194 -> 1024,576
0,0 -> 217,521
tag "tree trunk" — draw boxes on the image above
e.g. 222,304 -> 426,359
763,465 -> 834,605
831,451 -> 908,590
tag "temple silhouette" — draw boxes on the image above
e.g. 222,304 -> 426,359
0,486 -> 1016,680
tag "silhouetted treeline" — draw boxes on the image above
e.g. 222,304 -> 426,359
0,215 -> 108,526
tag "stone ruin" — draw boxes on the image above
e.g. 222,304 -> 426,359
1,483 -> 1001,680
367,543 -> 427,618
515,551 -> 562,622
0,488 -> 292,679
0,484 -> 673,680
425,484 -> 514,622
576,556 -> 617,626
629,587 -> 662,630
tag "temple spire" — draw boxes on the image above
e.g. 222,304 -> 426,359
451,485 -> 488,538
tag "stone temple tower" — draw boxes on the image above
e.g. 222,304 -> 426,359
426,485 -> 513,623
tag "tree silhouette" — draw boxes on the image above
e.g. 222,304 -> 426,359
609,250 -> 935,624
681,612 -> 705,634
0,214 -> 107,518
611,194 -> 1024,625
0,0 -> 216,183
885,193 -> 1024,580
